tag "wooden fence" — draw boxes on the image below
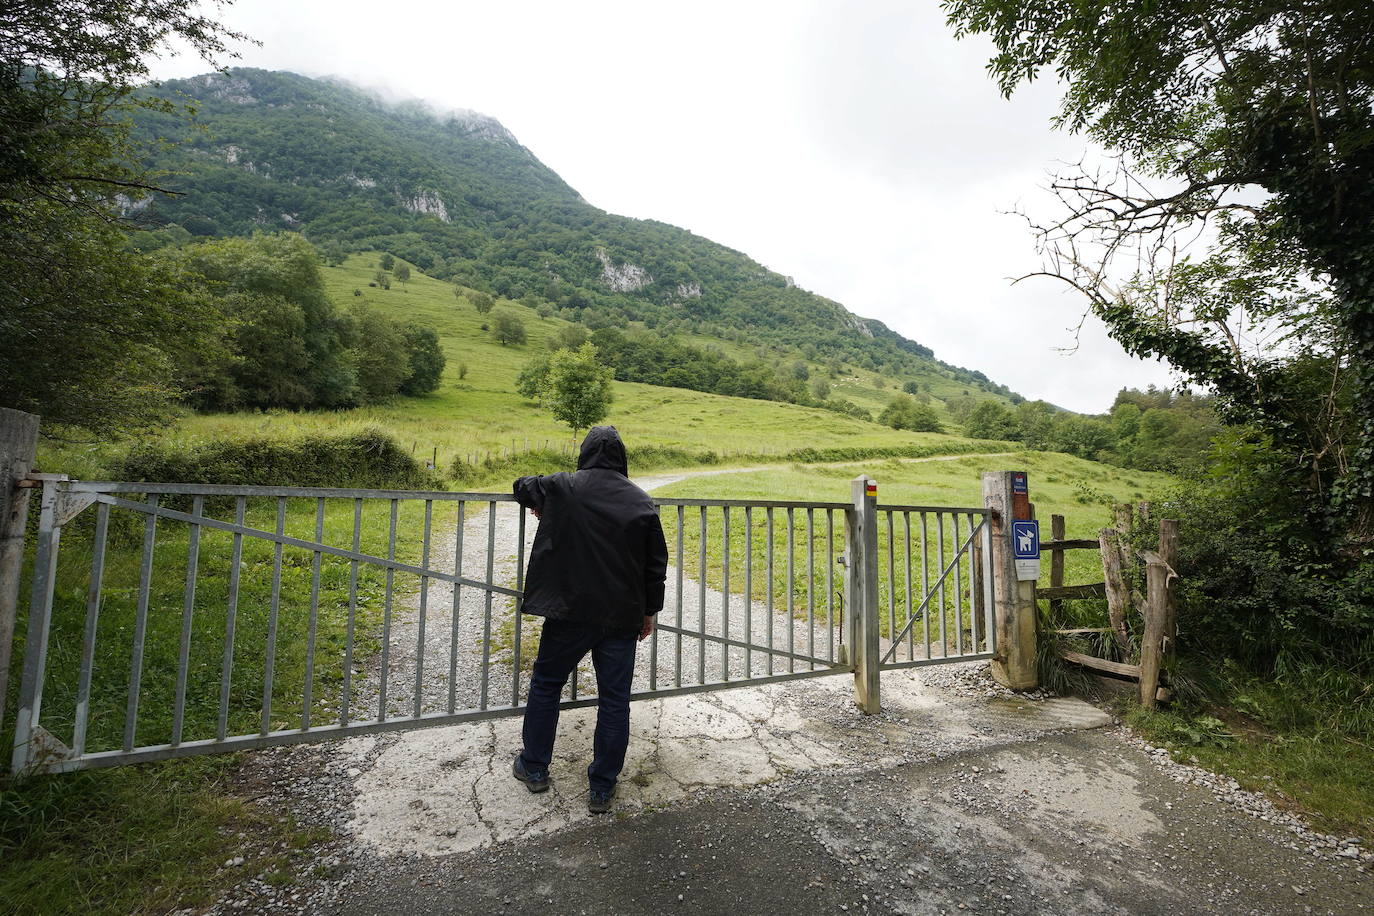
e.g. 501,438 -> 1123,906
1037,503 -> 1179,709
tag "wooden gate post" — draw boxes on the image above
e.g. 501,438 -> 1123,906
982,471 -> 1038,690
847,475 -> 880,714
0,408 -> 40,735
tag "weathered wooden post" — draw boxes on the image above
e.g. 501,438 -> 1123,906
1048,514 -> 1066,620
846,475 -> 880,713
1139,558 -> 1169,708
982,471 -> 1038,690
0,408 -> 40,735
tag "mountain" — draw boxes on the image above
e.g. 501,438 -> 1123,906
130,68 -> 1014,396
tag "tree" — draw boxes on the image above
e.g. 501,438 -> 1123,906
964,401 -> 1018,440
944,0 -> 1374,537
879,395 -> 943,433
470,291 -> 494,314
491,309 -> 526,346
349,304 -> 409,402
400,324 -> 444,395
0,0 -> 247,431
548,324 -> 589,351
542,344 -> 614,434
394,263 -> 411,283
378,253 -> 394,271
177,233 -> 358,410
809,376 -> 831,401
515,355 -> 550,400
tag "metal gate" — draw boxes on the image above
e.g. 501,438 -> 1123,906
9,476 -> 994,774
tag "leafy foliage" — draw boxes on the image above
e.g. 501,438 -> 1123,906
399,324 -> 444,396
516,344 -> 613,434
944,0 -> 1374,539
589,327 -> 814,406
878,395 -> 943,432
0,0 -> 246,431
175,233 -> 356,409
112,427 -> 443,489
172,233 -> 443,408
490,309 -> 526,346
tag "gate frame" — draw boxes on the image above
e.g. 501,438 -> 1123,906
5,464 -> 1011,775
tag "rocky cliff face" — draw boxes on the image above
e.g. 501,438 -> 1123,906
596,248 -> 653,293
405,191 -> 450,222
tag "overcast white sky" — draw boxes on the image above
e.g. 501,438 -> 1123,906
152,0 -> 1178,413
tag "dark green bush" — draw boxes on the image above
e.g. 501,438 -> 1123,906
110,428 -> 444,490
1159,429 -> 1374,670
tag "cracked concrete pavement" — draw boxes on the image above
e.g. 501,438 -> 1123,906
343,669 -> 1103,858
294,665 -> 1371,916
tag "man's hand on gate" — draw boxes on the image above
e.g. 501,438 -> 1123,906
638,615 -> 654,642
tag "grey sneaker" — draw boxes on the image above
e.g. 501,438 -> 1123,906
588,787 -> 615,814
512,755 -> 549,793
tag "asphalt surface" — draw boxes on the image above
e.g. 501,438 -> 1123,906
321,727 -> 1371,916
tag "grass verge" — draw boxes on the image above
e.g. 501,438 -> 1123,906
1118,657 -> 1374,839
0,756 -> 325,915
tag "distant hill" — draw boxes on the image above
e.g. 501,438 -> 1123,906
130,68 -> 1016,397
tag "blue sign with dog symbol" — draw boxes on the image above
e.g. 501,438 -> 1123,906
1011,520 -> 1039,559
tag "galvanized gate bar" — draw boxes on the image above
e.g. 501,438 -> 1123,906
71,501 -> 109,757
302,498 -> 324,730
653,624 -> 835,669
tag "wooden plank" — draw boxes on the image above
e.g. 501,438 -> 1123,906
1099,528 -> 1132,650
1036,583 -> 1107,600
1058,649 -> 1141,679
1041,538 -> 1100,551
1053,627 -> 1112,635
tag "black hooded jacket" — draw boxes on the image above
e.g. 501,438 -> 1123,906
512,427 -> 669,631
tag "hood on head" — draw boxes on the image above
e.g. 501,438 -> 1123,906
577,426 -> 628,475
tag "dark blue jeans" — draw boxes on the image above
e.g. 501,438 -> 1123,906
519,618 -> 638,792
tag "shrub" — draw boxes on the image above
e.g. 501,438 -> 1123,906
1157,429 -> 1374,670
111,428 -> 444,490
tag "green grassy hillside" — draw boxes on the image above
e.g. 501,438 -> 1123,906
130,69 -> 1021,404
143,254 -> 999,472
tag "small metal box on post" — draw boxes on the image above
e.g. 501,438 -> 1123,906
982,471 -> 1039,690
846,475 -> 881,714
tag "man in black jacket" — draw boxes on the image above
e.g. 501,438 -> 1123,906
511,426 -> 669,813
